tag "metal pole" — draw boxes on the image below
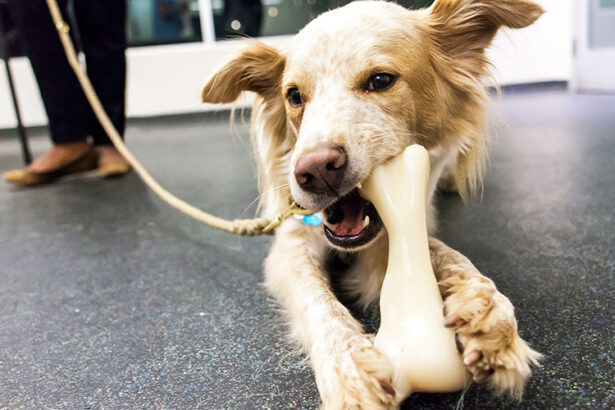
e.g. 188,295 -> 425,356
0,4 -> 32,164
198,0 -> 216,44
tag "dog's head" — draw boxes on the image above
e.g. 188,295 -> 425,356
203,0 -> 543,250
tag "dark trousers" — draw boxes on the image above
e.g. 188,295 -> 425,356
10,0 -> 126,145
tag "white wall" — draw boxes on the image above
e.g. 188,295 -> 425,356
0,0 -> 573,130
0,58 -> 48,129
487,0 -> 572,85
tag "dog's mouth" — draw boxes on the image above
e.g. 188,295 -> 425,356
323,188 -> 383,249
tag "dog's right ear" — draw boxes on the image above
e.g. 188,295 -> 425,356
202,41 -> 285,104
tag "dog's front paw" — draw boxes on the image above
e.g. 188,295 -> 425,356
444,284 -> 542,399
315,336 -> 397,410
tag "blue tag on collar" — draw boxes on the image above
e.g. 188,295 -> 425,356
302,214 -> 323,227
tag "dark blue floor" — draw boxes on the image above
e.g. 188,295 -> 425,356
1,91 -> 613,409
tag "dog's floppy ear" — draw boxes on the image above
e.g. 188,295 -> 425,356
424,0 -> 543,199
202,41 -> 285,104
429,0 -> 544,66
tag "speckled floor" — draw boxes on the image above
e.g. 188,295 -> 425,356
0,91 -> 613,409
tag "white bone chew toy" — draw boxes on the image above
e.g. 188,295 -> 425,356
359,145 -> 469,400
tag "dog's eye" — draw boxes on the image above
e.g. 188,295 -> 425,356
365,73 -> 396,92
287,88 -> 302,107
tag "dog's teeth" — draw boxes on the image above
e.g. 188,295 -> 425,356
325,221 -> 338,230
356,182 -> 363,190
363,215 -> 370,228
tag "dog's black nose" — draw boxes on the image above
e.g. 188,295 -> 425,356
294,145 -> 347,194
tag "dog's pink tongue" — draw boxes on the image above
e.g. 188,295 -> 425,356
334,195 -> 366,236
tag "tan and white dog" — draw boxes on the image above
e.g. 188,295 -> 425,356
202,1 -> 544,408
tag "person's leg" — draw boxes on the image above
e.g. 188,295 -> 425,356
73,0 -> 126,146
73,0 -> 129,176
7,0 -> 93,174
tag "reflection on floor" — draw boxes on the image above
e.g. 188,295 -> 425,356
1,91 -> 613,409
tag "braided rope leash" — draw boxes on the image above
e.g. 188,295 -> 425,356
44,0 -> 305,236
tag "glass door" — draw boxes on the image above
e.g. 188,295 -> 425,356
573,0 -> 615,92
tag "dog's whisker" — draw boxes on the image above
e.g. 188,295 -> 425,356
241,183 -> 290,216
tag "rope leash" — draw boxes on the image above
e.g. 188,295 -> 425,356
44,0 -> 305,236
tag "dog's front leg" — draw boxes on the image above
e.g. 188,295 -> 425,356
429,237 -> 542,399
265,220 -> 397,409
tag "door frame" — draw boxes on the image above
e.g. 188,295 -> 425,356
571,0 -> 615,92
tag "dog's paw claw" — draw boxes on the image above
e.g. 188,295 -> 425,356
472,368 -> 494,384
444,313 -> 466,328
463,349 -> 482,366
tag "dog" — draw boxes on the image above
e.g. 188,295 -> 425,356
202,0 -> 544,408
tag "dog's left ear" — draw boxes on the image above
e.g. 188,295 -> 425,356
202,41 -> 285,104
428,0 -> 544,67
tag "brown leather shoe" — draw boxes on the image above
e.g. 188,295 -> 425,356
96,145 -> 132,179
3,148 -> 98,186
98,161 -> 131,179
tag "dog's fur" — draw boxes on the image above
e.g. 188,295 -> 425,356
202,1 -> 544,408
